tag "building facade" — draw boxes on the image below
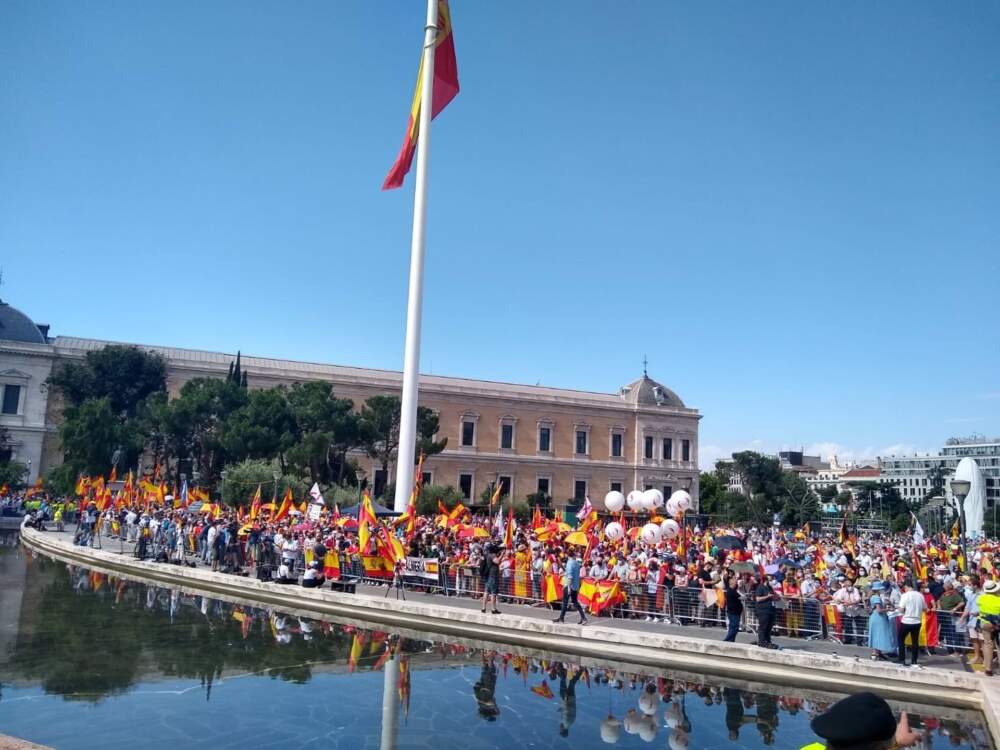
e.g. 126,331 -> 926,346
0,302 -> 701,510
879,436 -> 1000,510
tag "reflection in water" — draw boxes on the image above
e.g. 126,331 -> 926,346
0,550 -> 991,750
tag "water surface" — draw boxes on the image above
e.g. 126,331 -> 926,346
0,547 -> 990,750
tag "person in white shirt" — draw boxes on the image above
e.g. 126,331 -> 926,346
125,509 -> 138,542
276,561 -> 294,584
896,579 -> 926,667
832,579 -> 863,645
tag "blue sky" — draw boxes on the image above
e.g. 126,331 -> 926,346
2,1 -> 998,468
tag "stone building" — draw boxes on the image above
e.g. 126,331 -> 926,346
0,301 -> 701,510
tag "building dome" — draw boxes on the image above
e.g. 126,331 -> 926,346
619,374 -> 685,408
0,300 -> 47,344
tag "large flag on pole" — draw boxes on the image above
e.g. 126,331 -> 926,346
382,0 -> 459,190
911,513 -> 925,545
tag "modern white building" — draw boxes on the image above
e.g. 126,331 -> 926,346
879,436 -> 1000,510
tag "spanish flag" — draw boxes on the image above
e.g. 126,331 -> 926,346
383,0 -> 459,190
274,487 -> 294,522
359,489 -> 377,555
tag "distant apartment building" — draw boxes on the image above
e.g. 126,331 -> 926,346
879,436 -> 1000,509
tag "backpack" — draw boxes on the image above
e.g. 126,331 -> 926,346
479,557 -> 490,580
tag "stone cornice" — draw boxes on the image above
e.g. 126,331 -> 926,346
50,336 -> 701,418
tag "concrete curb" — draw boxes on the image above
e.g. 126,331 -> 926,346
20,528 -> 996,733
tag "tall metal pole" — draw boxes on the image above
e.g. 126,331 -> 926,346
393,0 -> 439,513
380,654 -> 401,750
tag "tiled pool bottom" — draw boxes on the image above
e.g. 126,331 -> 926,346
0,551 -> 990,750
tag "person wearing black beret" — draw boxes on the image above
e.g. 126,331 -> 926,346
801,692 -> 921,750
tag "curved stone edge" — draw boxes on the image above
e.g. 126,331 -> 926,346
20,528 -> 994,729
0,734 -> 53,750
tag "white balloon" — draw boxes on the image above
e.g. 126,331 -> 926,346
668,729 -> 690,750
660,519 -> 680,539
664,702 -> 683,729
604,522 -> 624,541
665,498 -> 680,516
643,489 -> 664,510
670,490 -> 692,512
638,717 -> 658,742
626,490 -> 645,511
638,691 -> 659,716
604,490 -> 626,513
640,523 -> 662,545
624,710 -> 642,735
600,717 -> 622,744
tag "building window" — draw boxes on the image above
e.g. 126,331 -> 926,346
459,473 -> 473,499
461,420 -> 476,447
501,425 -> 513,450
574,480 -> 587,500
644,436 -> 654,459
663,485 -> 673,499
498,475 -> 512,498
1,385 -> 20,415
536,477 -> 550,496
662,438 -> 672,460
421,472 -> 432,486
610,481 -> 623,493
611,433 -> 623,458
538,426 -> 551,452
682,439 -> 691,462
575,430 -> 588,455
644,484 -> 653,491
501,423 -> 514,450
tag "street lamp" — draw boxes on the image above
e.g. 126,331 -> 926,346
273,471 -> 280,503
951,478 -> 971,572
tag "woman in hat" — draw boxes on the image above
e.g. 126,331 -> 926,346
867,581 -> 896,661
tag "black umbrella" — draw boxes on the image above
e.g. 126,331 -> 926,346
714,535 -> 745,551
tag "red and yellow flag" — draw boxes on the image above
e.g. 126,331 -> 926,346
359,489 -> 377,555
382,0 -> 460,190
250,484 -> 262,520
274,487 -> 294,522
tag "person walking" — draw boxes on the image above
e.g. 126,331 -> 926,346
553,546 -> 587,625
867,582 -> 897,661
896,578 -> 926,667
480,543 -> 502,615
722,572 -> 744,642
754,574 -> 779,648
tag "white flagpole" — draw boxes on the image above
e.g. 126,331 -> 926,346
393,0 -> 439,513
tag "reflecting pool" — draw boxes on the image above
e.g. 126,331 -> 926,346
0,547 -> 991,750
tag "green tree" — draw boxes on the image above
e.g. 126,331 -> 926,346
415,483 -> 465,516
358,395 -> 447,479
221,387 -> 298,469
780,472 -> 820,527
725,451 -> 785,522
220,458 -> 309,507
47,345 -> 167,476
284,381 -> 360,485
0,459 -> 28,489
59,397 -> 145,477
696,471 -> 727,516
154,377 -> 249,485
47,344 -> 166,419
818,484 -> 838,505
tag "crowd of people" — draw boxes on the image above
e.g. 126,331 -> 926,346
16,484 -> 1000,675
